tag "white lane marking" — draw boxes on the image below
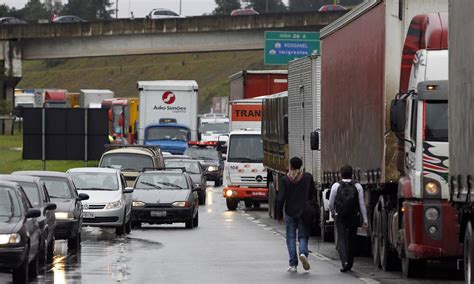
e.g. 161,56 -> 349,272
359,278 -> 380,284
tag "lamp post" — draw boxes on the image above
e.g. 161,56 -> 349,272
179,0 -> 182,15
116,0 -> 119,19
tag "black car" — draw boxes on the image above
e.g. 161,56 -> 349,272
164,159 -> 207,205
0,17 -> 27,25
0,175 -> 56,264
131,170 -> 199,229
0,181 -> 42,283
52,15 -> 87,23
13,171 -> 89,250
184,147 -> 224,186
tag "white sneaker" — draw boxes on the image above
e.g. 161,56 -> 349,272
299,254 -> 310,270
287,266 -> 297,272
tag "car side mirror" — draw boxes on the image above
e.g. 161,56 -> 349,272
310,131 -> 320,151
192,184 -> 200,191
123,187 -> 134,194
390,99 -> 407,133
45,203 -> 57,211
78,193 -> 89,201
26,208 -> 41,218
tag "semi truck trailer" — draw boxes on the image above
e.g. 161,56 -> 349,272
229,70 -> 288,101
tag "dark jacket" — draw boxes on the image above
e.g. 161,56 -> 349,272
275,172 -> 317,220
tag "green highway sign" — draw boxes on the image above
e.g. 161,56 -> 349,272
264,31 -> 320,65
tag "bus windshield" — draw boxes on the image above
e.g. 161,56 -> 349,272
146,126 -> 190,141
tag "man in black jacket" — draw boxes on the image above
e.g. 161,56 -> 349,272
276,157 -> 317,272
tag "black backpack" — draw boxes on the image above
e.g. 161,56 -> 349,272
334,181 -> 359,218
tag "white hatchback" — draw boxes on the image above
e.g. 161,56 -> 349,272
149,8 -> 184,19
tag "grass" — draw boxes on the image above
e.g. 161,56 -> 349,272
18,50 -> 276,113
0,131 -> 93,174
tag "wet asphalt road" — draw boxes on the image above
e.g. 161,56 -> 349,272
0,183 -> 465,283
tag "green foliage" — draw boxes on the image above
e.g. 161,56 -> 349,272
288,0 -> 321,12
213,0 -> 241,15
18,0 -> 49,21
63,0 -> 114,20
248,0 -> 287,13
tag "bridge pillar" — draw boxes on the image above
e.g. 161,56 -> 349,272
1,41 -> 22,112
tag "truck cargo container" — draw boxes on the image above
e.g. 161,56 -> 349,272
229,70 -> 288,101
44,90 -> 67,108
80,89 -> 114,108
228,97 -> 266,132
448,1 -> 474,283
198,113 -> 229,143
319,0 -> 457,277
14,93 -> 35,108
137,81 -> 198,154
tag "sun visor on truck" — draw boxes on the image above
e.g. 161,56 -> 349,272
417,80 -> 448,101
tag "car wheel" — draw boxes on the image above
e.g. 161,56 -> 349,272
199,193 -> 206,205
125,216 -> 132,234
67,232 -> 81,250
116,213 -> 127,235
185,218 -> 194,229
13,244 -> 29,284
28,249 -> 39,279
244,200 -> 252,208
215,178 -> 222,187
47,239 -> 55,263
39,236 -> 47,265
132,221 -> 142,229
193,211 -> 199,228
226,198 -> 238,211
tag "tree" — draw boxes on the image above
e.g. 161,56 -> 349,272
63,0 -> 114,20
17,0 -> 49,21
248,0 -> 287,13
213,0 -> 240,15
0,4 -> 12,17
288,0 -> 321,12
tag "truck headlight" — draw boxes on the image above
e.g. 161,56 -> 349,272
207,166 -> 218,172
133,201 -> 145,207
105,200 -> 122,209
424,207 -> 439,221
55,212 -> 73,220
0,234 -> 21,245
424,181 -> 440,195
225,189 -> 236,197
172,201 -> 190,208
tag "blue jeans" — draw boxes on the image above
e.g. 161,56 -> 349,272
285,214 -> 309,267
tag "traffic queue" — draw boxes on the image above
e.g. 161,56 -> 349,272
0,140 -> 225,283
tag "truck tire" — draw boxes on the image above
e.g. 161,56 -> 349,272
465,221 -> 474,284
244,200 -> 253,209
372,203 -> 381,268
380,206 -> 396,271
13,244 -> 29,284
252,201 -> 261,209
226,198 -> 238,211
268,181 -> 276,219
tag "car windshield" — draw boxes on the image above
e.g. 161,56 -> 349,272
100,153 -> 154,172
17,182 -> 41,207
425,101 -> 448,142
146,126 -> 190,141
185,148 -> 219,160
200,122 -> 229,133
165,161 -> 201,174
136,173 -> 188,190
0,188 -> 21,217
69,172 -> 119,191
227,134 -> 263,163
42,177 -> 73,199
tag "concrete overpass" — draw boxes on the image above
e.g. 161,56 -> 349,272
0,11 -> 343,104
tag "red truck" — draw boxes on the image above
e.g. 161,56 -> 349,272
229,70 -> 287,101
43,90 -> 67,108
318,0 -> 458,278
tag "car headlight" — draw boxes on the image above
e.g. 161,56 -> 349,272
424,181 -> 440,195
172,201 -> 190,208
55,212 -> 73,220
105,200 -> 123,209
425,207 -> 439,221
207,166 -> 218,172
133,201 -> 145,207
0,234 -> 21,245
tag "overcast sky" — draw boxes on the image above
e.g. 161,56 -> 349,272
4,0 -> 290,18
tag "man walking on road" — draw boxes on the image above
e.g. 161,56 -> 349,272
329,165 -> 368,272
276,157 -> 317,272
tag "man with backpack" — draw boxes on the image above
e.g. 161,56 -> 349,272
328,165 -> 368,272
276,157 -> 317,272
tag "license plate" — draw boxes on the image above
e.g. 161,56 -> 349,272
151,211 -> 166,217
82,212 -> 94,218
252,191 -> 266,197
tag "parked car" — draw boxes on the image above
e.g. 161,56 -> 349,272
0,17 -> 26,25
318,4 -> 347,12
230,8 -> 259,16
149,8 -> 184,19
131,169 -> 199,229
99,146 -> 165,186
52,15 -> 87,23
0,181 -> 42,283
13,171 -> 89,250
0,175 -> 56,265
164,159 -> 207,204
67,168 -> 133,235
184,146 -> 224,186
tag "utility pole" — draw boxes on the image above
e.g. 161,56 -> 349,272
116,0 -> 119,19
266,0 -> 268,13
179,0 -> 182,15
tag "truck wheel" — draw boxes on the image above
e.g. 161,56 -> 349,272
252,201 -> 261,209
465,221 -> 474,284
372,203 -> 381,268
380,206 -> 396,271
226,198 -> 238,211
13,244 -> 29,284
401,254 -> 425,278
268,181 -> 275,218
244,200 -> 252,208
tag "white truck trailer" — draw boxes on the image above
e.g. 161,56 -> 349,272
79,89 -> 114,108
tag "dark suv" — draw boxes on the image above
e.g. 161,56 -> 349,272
184,146 -> 224,186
